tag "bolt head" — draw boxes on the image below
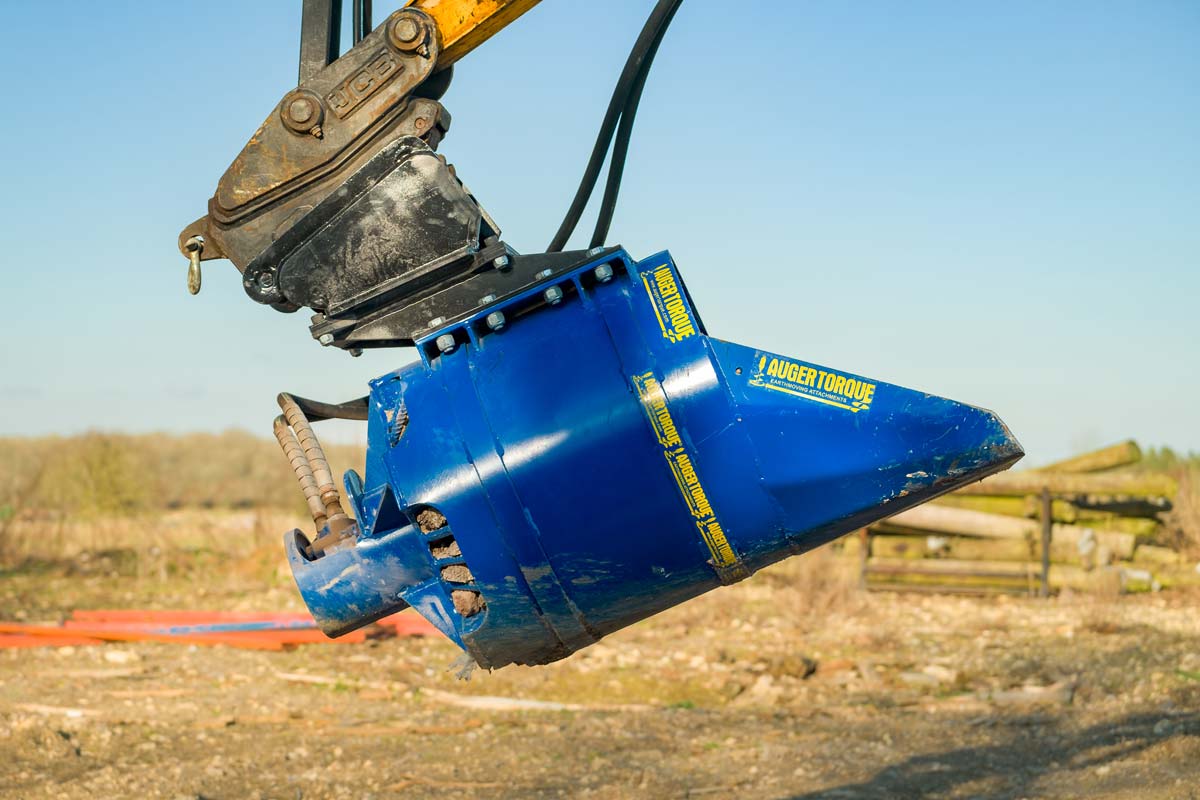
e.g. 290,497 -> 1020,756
479,294 -> 498,304
485,311 -> 506,331
318,333 -> 335,346
587,246 -> 605,256
544,286 -> 564,306
594,264 -> 615,283
428,316 -> 445,328
536,269 -> 553,280
349,347 -> 363,357
281,91 -> 323,134
494,255 -> 511,271
436,333 -> 456,354
394,17 -> 420,42
288,97 -> 315,124
390,16 -> 424,50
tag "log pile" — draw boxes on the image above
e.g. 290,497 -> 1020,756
855,441 -> 1196,594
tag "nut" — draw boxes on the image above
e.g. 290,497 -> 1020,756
436,333 -> 456,354
594,264 -> 615,283
544,286 -> 564,306
485,311 -> 506,331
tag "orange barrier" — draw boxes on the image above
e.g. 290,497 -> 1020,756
0,633 -> 105,648
0,609 -> 437,649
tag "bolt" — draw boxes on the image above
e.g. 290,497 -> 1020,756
428,316 -> 445,328
257,272 -> 275,289
494,255 -> 511,271
594,264 -> 615,283
543,286 -> 564,306
318,333 -> 335,346
288,97 -> 315,124
479,294 -> 498,304
536,269 -> 553,280
485,311 -> 506,331
587,246 -> 605,256
393,16 -> 420,43
435,333 -> 456,354
390,16 -> 424,51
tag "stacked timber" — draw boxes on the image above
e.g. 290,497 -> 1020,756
858,441 -> 1195,594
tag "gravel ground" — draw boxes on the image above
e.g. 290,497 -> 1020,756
0,554 -> 1198,799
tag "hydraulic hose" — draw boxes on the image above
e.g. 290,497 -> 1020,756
589,0 -> 681,249
547,0 -> 684,252
277,392 -> 352,532
273,415 -> 328,527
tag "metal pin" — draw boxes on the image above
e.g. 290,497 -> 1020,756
185,236 -> 204,295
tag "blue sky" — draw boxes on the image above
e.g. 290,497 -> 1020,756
0,1 -> 1197,464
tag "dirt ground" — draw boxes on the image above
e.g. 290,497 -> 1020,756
1,552 -> 1198,800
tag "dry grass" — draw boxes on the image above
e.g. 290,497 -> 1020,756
751,542 -> 867,630
1163,467 -> 1200,559
0,431 -> 364,517
0,432 -> 363,567
0,509 -> 307,578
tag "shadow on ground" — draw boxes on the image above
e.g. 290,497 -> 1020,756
788,711 -> 1199,800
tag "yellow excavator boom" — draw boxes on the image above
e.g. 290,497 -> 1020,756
404,0 -> 543,69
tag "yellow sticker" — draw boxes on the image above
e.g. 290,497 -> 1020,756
748,354 -> 876,413
642,264 -> 697,344
632,372 -> 747,582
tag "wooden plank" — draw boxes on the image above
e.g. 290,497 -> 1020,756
932,495 -> 1033,518
955,470 -> 1176,499
870,534 -> 1032,562
878,505 -> 1136,559
865,558 -> 1147,592
865,581 -> 1029,596
1043,441 -> 1142,473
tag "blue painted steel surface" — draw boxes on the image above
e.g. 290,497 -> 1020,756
286,249 -> 1023,667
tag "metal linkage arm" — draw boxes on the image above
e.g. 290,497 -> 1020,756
299,0 -> 343,83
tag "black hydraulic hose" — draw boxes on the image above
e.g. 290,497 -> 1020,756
547,0 -> 684,252
287,393 -> 370,422
589,0 -> 681,249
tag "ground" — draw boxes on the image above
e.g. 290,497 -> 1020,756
0,552 -> 1198,799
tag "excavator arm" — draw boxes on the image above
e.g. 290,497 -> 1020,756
407,0 -> 543,69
